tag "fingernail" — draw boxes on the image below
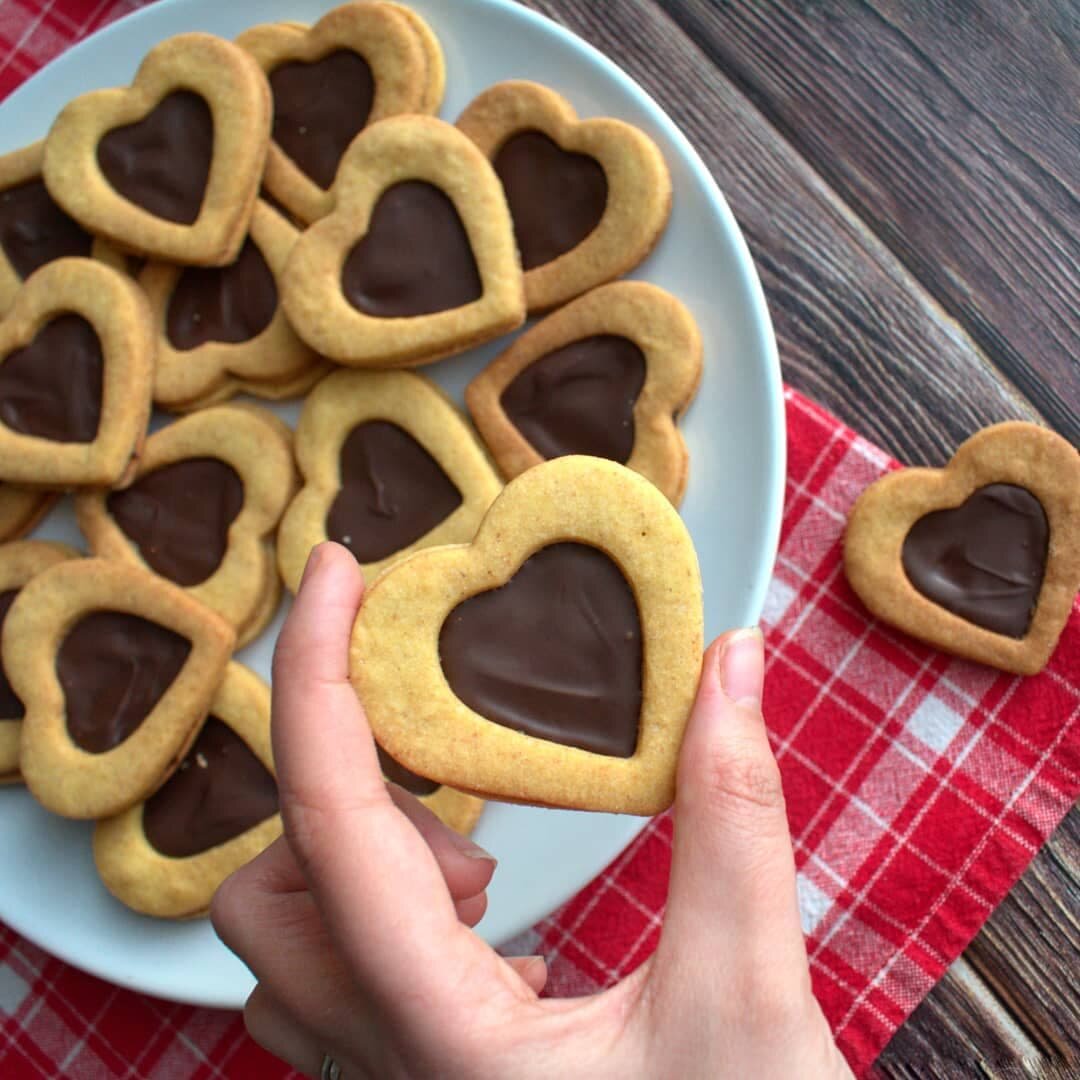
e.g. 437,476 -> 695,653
718,627 -> 764,707
449,831 -> 498,866
298,543 -> 325,589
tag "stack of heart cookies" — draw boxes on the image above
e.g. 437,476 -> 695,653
0,0 -> 711,919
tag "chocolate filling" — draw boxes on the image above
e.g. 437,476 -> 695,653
166,238 -> 278,350
269,50 -> 375,190
58,611 -> 191,753
143,717 -> 279,858
327,420 -> 462,563
106,458 -> 245,587
439,543 -> 642,758
0,589 -> 23,721
0,179 -> 92,279
0,314 -> 103,443
500,334 -> 647,462
341,181 -> 482,317
901,483 -> 1049,638
377,745 -> 440,797
97,91 -> 213,225
493,130 -> 608,271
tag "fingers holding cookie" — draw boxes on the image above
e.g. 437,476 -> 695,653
467,280 -> 702,504
457,80 -> 672,313
75,404 -> 296,648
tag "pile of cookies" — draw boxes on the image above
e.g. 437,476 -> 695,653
0,0 -> 707,918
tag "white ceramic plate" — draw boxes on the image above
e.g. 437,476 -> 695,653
0,0 -> 783,1010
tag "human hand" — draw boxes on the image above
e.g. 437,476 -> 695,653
212,542 -> 854,1079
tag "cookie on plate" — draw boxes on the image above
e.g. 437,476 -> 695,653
457,80 -> 671,313
8,558 -> 235,819
352,455 -> 703,816
277,368 -> 501,591
76,404 -> 296,648
844,421 -> 1080,675
466,281 -> 701,504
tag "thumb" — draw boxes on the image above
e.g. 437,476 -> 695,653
655,629 -> 809,985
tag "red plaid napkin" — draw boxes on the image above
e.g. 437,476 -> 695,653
1,6 -> 1078,1076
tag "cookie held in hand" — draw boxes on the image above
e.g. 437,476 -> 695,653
43,32 -> 271,266
277,368 -> 502,590
75,404 -> 296,648
7,558 -> 235,819
843,422 -> 1080,675
0,540 -> 81,784
457,80 -> 671,313
351,456 -> 703,816
0,258 -> 154,488
93,662 -> 281,919
281,115 -> 525,367
466,281 -> 701,504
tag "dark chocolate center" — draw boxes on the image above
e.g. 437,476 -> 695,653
97,91 -> 214,225
0,589 -> 23,721
0,314 -> 103,443
143,717 -> 279,858
493,130 -> 608,271
326,420 -> 462,563
377,745 -> 440,796
901,483 -> 1049,638
166,238 -> 278,350
500,334 -> 647,462
439,543 -> 642,758
269,50 -> 375,190
0,179 -> 93,279
106,458 -> 245,587
58,611 -> 191,753
341,181 -> 483,317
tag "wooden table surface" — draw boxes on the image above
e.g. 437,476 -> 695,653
516,2 -> 1079,1075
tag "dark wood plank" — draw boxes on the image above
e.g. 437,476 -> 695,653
654,0 -> 1080,445
518,0 -> 1041,467
521,1 -> 1077,1073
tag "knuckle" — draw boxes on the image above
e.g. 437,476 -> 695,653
703,745 -> 786,816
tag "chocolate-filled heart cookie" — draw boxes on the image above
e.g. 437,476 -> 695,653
0,258 -> 154,489
281,115 -> 525,367
237,3 -> 433,224
0,141 -> 93,317
0,540 -> 80,784
7,558 -> 234,819
466,281 -> 701,504
76,404 -> 296,647
352,455 -> 703,815
141,200 -> 322,410
844,422 -> 1080,674
277,368 -> 501,591
43,32 -> 271,266
93,661 -> 281,919
457,81 -> 671,313
0,484 -> 56,545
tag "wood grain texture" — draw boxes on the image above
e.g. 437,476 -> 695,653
522,1 -> 1078,1074
656,0 -> 1080,445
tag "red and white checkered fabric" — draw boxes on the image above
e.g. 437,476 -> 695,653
1,5 -> 1078,1076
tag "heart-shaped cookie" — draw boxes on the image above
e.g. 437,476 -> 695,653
377,743 -> 485,836
457,81 -> 672,313
7,558 -> 235,819
351,455 -> 703,815
844,422 -> 1080,674
237,3 -> 432,224
93,661 -> 281,919
0,540 -> 81,784
0,484 -> 56,544
466,281 -> 701,504
0,141 -> 93,316
281,115 -> 525,367
277,368 -> 502,591
141,200 -> 322,410
76,404 -> 296,647
0,258 -> 154,488
42,32 -> 271,266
